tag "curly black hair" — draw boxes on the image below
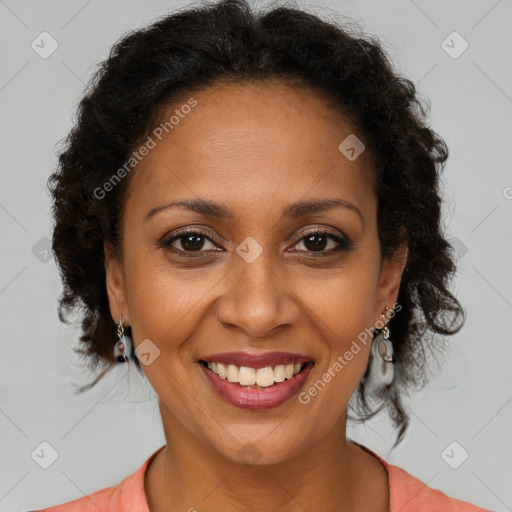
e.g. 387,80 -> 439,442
48,0 -> 464,447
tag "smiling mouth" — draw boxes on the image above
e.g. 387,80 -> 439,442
199,360 -> 314,388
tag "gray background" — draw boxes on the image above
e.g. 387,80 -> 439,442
0,0 -> 510,510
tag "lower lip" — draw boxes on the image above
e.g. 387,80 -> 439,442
199,362 -> 314,410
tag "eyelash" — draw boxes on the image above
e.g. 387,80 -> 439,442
158,228 -> 352,258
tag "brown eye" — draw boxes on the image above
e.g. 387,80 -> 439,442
176,233 -> 207,251
302,233 -> 329,251
160,230 -> 220,254
291,230 -> 352,254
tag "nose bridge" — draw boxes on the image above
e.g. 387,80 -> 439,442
216,239 -> 298,337
235,246 -> 278,299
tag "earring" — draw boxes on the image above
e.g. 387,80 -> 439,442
114,314 -> 133,363
367,308 -> 395,388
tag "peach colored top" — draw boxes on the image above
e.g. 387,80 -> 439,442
33,444 -> 491,511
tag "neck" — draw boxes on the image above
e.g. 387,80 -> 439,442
145,401 -> 388,512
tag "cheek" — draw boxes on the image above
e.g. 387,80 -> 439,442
306,253 -> 380,342
296,267 -> 378,431
122,247 -> 222,352
299,249 -> 380,402
121,252 -> 212,413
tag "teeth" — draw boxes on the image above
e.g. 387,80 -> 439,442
274,365 -> 285,382
217,362 -> 227,379
239,366 -> 256,385
205,361 -> 306,387
256,367 -> 275,387
226,364 -> 239,383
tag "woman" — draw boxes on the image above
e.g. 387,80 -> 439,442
36,0 -> 491,510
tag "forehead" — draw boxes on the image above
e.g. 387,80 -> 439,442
125,81 -> 375,217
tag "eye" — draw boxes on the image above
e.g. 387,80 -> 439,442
159,229 -> 220,255
290,230 -> 352,254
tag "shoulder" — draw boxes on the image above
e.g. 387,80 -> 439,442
386,462 -> 491,511
29,484 -> 119,512
29,447 -> 164,512
355,443 -> 492,512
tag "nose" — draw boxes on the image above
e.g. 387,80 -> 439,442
215,252 -> 301,339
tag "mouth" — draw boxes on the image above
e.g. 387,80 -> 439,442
197,354 -> 315,410
199,359 -> 313,388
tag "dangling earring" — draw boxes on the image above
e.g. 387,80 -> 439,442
367,308 -> 395,388
114,314 -> 133,363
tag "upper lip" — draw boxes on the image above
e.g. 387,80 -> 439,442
199,351 -> 314,368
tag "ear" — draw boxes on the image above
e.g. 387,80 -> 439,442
374,243 -> 408,324
104,242 -> 130,326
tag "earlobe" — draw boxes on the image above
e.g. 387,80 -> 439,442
104,242 -> 130,325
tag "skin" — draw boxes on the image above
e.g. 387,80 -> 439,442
105,80 -> 408,512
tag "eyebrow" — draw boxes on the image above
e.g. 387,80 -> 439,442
144,198 -> 364,225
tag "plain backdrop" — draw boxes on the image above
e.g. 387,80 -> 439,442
0,0 -> 510,510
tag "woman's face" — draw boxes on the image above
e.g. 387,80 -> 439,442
105,81 -> 407,465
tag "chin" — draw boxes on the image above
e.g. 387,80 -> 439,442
210,428 -> 309,467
